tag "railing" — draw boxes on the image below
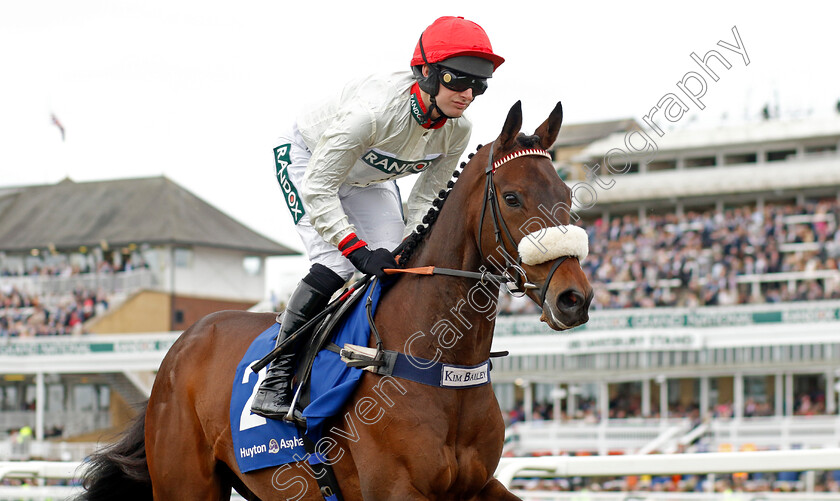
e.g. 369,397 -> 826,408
708,415 -> 840,450
505,416 -> 840,457
497,448 -> 840,500
0,332 -> 181,374
4,449 -> 840,501
0,461 -> 246,500
512,495 -> 840,500
0,440 -> 99,462
505,418 -> 695,456
0,411 -> 110,444
493,299 -> 840,335
0,268 -> 156,295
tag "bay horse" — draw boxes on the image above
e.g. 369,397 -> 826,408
78,101 -> 592,501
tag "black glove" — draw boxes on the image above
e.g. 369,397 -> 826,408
346,246 -> 398,279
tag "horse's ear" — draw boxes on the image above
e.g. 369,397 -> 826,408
498,100 -> 523,152
534,101 -> 564,150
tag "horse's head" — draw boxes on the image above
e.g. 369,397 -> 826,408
467,101 -> 593,330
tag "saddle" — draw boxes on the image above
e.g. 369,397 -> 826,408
290,279 -> 376,417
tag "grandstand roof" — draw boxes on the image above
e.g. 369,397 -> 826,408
569,156 -> 840,205
578,115 -> 840,157
0,176 -> 297,255
552,118 -> 641,148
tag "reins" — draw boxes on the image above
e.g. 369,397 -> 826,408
395,142 -> 571,306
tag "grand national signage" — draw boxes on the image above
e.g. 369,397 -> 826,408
0,334 -> 179,357
493,301 -> 840,336
564,332 -> 702,355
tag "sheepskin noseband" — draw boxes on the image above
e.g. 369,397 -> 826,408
518,225 -> 589,265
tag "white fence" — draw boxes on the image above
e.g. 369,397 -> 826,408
505,416 -> 840,457
3,450 -> 840,500
496,448 -> 840,486
0,411 -> 110,442
708,415 -> 840,450
505,418 -> 694,456
0,441 -> 98,462
498,449 -> 840,501
512,494 -> 840,500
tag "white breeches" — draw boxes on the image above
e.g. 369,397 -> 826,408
274,127 -> 404,281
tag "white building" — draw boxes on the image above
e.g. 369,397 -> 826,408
0,176 -> 297,332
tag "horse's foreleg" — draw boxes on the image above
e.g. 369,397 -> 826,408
473,478 -> 523,501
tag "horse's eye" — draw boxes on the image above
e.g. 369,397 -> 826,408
503,193 -> 521,207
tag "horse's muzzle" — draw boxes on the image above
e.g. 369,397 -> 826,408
540,287 -> 593,330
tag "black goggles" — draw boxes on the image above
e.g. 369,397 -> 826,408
437,67 -> 488,96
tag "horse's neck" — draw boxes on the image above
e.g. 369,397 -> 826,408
379,182 -> 499,366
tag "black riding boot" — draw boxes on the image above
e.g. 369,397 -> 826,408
251,265 -> 344,420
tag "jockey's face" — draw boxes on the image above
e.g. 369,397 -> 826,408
420,65 -> 476,119
433,83 -> 474,119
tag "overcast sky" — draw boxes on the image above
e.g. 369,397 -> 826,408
2,1 -> 838,298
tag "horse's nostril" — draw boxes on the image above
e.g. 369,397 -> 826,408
557,290 -> 584,310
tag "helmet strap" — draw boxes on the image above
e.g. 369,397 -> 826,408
417,34 -> 438,98
417,34 -> 455,122
428,95 -> 454,121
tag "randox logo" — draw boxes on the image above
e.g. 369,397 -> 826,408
362,150 -> 437,175
274,144 -> 304,224
409,92 -> 426,125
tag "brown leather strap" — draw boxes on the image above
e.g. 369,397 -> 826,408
383,267 -> 436,275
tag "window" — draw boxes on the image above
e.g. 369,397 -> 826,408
685,156 -> 717,168
724,152 -> 758,165
766,149 -> 796,162
1,386 -> 18,411
647,160 -> 677,172
47,384 -> 65,412
99,386 -> 110,409
804,144 -> 837,156
74,385 -> 97,412
174,247 -> 192,268
243,256 -> 262,276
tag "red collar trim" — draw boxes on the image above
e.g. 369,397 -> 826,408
410,83 -> 447,130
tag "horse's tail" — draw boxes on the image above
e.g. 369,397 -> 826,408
76,401 -> 153,501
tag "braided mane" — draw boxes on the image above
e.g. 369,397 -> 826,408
397,143 -> 483,266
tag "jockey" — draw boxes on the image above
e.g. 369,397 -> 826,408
252,16 -> 504,420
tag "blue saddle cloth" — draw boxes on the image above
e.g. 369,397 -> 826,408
230,281 -> 381,473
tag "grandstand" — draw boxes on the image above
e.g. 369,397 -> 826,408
0,176 -> 295,446
488,113 -> 840,467
1,114 -> 839,498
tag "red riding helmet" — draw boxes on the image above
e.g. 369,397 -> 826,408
411,16 -> 505,78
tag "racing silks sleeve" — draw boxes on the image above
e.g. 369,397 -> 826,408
300,101 -> 376,247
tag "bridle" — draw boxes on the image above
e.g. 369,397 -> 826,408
476,141 -> 570,306
386,142 -> 578,307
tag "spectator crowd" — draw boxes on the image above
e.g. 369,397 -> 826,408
0,285 -> 109,337
0,253 -> 148,337
510,470 -> 840,497
505,391 -> 829,427
500,199 -> 840,314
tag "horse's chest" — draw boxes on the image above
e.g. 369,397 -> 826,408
429,419 -> 504,495
424,444 -> 492,496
